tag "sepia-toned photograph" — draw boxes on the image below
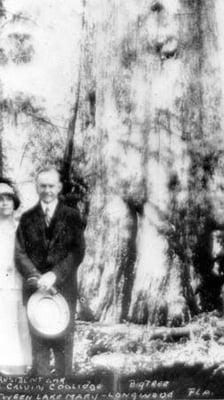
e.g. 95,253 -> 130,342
1,0 -> 224,399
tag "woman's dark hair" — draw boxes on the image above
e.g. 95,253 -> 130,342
0,177 -> 21,210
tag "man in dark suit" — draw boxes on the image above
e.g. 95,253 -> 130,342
15,167 -> 85,376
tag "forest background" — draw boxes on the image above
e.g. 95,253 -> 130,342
2,0 -> 224,386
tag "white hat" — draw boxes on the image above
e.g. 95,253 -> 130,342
27,290 -> 71,338
0,183 -> 14,195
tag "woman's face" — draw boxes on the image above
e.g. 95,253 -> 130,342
0,194 -> 14,218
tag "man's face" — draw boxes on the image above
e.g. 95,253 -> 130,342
36,170 -> 62,204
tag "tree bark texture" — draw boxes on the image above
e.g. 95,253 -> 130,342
77,0 -> 224,325
1,0 -> 224,326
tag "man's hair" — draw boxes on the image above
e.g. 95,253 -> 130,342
35,166 -> 62,182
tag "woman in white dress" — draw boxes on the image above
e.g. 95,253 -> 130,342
0,180 -> 32,375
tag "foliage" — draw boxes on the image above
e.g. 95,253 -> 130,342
8,33 -> 34,64
72,319 -> 224,378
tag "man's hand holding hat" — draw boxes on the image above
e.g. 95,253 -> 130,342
38,271 -> 57,292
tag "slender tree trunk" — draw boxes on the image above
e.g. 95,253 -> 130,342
0,1 -> 5,176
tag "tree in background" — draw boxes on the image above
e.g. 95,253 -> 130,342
77,0 -> 224,325
0,0 -> 224,326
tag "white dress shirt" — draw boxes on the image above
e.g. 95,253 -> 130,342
41,199 -> 58,220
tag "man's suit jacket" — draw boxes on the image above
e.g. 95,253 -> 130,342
15,201 -> 85,308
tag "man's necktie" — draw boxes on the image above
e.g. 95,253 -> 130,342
44,206 -> 51,227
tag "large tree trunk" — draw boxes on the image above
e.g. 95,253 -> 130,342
77,0 -> 224,325
0,0 -> 224,326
